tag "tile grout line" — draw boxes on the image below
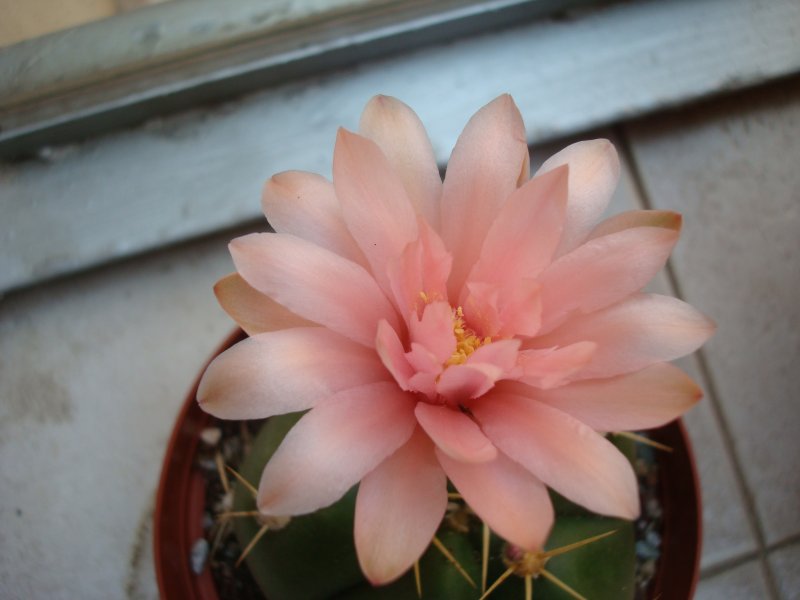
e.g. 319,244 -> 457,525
699,534 -> 800,582
767,531 -> 800,553
700,550 -> 759,580
613,125 -> 782,600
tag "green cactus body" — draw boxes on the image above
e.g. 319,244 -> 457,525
231,413 -> 637,600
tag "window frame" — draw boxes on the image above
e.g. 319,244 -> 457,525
1,0 -> 798,293
0,0 -> 594,158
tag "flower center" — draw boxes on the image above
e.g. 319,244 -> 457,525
446,306 -> 491,366
417,291 -> 493,369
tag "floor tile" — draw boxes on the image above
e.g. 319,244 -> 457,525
769,542 -> 800,600
647,275 -> 757,568
626,80 -> 800,545
696,560 -> 771,600
678,357 -> 759,569
0,228 -> 251,598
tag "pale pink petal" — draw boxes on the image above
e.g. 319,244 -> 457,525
359,95 -> 442,230
466,339 -> 521,373
375,320 -> 414,390
355,428 -> 447,584
462,279 -> 542,338
517,342 -> 596,389
436,363 -> 504,403
262,171 -> 366,266
472,392 -> 639,519
532,363 -> 703,432
434,339 -> 521,402
437,449 -> 553,551
230,233 -> 400,347
258,382 -> 416,516
333,128 -> 419,294
517,148 -> 531,187
441,95 -> 529,298
387,220 -> 452,320
214,272 -> 313,336
406,343 -> 440,375
533,293 -> 716,379
468,165 -> 568,286
461,281 -> 501,338
409,300 -> 455,365
408,371 -> 438,399
492,279 -> 542,338
198,328 -> 390,419
588,209 -> 682,240
536,139 -> 620,256
415,403 -> 497,463
538,226 -> 680,334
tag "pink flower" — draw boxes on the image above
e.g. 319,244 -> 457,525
198,95 -> 714,585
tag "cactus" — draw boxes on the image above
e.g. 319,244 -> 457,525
231,413 -> 637,600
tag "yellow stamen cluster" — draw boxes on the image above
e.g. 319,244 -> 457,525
447,306 -> 491,366
416,292 -> 491,367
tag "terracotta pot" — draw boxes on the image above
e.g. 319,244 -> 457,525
647,419 -> 702,599
154,329 -> 701,599
154,329 -> 245,599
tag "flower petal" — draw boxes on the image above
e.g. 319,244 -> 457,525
538,225 -> 680,334
359,95 -> 442,230
387,220 -> 452,320
333,128 -> 419,294
441,95 -> 529,298
587,209 -> 683,240
355,428 -> 447,584
463,278 -> 542,339
536,139 -> 620,256
437,449 -> 553,551
436,363 -> 503,402
197,328 -> 389,419
262,170 -> 366,266
409,300 -> 456,365
472,392 -> 639,519
408,371 -> 438,399
436,340 -> 520,407
461,281 -> 501,338
435,339 -> 520,402
376,319 -> 414,390
532,363 -> 703,432
230,232 -> 400,347
214,273 -> 313,336
533,293 -> 716,379
466,339 -> 521,372
468,165 -> 568,286
257,382 -> 416,516
406,343 -> 440,375
517,342 -> 596,389
415,403 -> 497,463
